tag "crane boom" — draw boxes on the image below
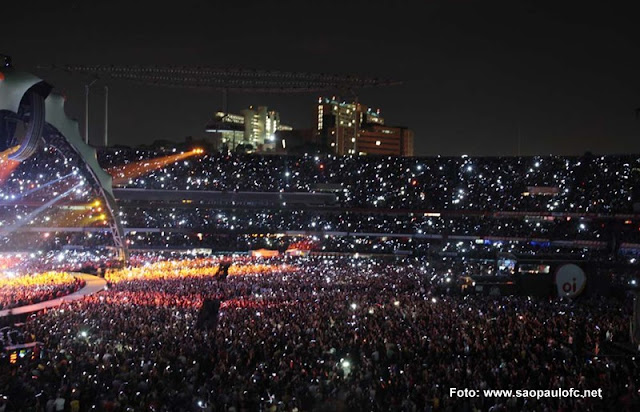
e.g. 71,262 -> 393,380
37,64 -> 402,93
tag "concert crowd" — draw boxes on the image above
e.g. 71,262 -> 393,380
98,149 -> 640,213
0,257 -> 636,411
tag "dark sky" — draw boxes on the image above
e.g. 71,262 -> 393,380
3,0 -> 639,156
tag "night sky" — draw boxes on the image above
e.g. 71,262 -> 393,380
3,0 -> 639,156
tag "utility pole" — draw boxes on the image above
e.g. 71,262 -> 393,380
84,78 -> 98,144
104,85 -> 109,147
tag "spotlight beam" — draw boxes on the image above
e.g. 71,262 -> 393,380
0,172 -> 75,205
0,183 -> 83,236
109,149 -> 202,186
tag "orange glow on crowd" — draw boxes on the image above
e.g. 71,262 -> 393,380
0,255 -> 22,271
0,271 -> 77,289
104,257 -> 296,284
0,146 -> 20,185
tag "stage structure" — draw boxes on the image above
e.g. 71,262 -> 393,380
0,59 -> 127,261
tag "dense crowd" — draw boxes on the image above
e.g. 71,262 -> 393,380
0,232 -> 114,253
0,250 -> 121,275
3,147 -> 640,263
0,271 -> 85,311
1,257 -> 637,411
3,102 -> 640,411
118,206 -> 640,243
0,146 -> 90,205
98,149 -> 640,213
121,231 -> 621,263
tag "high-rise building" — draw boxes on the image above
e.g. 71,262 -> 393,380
358,125 -> 414,156
205,106 -> 292,152
315,97 -> 413,156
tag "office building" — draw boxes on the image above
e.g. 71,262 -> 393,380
315,97 -> 413,156
206,106 -> 292,152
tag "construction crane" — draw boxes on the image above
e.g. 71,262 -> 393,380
38,64 -> 402,93
36,64 -> 402,147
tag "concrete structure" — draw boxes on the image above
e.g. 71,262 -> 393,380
315,97 -> 413,156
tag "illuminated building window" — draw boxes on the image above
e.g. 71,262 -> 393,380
376,141 -> 381,146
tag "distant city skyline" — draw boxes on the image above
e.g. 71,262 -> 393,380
2,0 -> 639,156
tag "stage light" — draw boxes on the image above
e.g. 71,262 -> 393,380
0,146 -> 21,184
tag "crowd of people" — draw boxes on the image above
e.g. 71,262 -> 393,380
98,149 -> 640,214
2,105 -> 640,411
0,271 -> 85,311
118,206 -> 640,243
0,250 -> 121,275
91,149 -> 640,263
120,231 -> 622,264
0,256 -> 637,411
3,146 -> 640,263
0,146 -> 88,204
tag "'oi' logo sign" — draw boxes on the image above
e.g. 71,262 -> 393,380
555,264 -> 586,298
